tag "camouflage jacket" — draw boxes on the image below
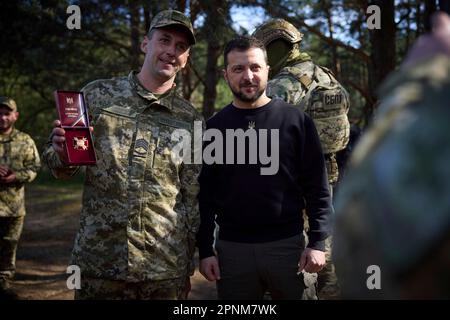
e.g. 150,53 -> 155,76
333,56 -> 450,298
267,60 -> 331,105
267,60 -> 347,184
43,71 -> 203,282
0,128 -> 40,217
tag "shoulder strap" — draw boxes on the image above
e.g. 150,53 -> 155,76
298,74 -> 313,88
298,78 -> 319,110
296,65 -> 318,110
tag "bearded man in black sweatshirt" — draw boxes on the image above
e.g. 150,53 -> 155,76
196,36 -> 333,300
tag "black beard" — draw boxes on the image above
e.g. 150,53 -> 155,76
230,85 -> 265,103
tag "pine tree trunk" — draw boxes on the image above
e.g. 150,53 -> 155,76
129,1 -> 141,70
201,0 -> 229,118
367,0 -> 396,112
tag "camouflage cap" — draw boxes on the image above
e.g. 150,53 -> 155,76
253,19 -> 303,46
149,9 -> 196,45
0,96 -> 17,112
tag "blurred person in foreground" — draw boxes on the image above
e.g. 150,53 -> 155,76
333,11 -> 450,299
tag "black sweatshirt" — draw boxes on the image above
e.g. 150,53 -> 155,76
196,98 -> 332,259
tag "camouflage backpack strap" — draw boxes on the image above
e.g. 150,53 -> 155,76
297,67 -> 319,111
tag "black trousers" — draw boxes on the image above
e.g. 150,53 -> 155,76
216,234 -> 306,300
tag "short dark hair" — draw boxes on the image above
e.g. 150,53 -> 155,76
223,36 -> 268,68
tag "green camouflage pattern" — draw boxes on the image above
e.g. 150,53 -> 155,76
43,71 -> 203,282
75,276 -> 187,300
149,9 -> 196,45
333,55 -> 450,299
252,19 -> 303,45
0,128 -> 41,217
301,237 -> 341,300
316,235 -> 341,299
0,216 -> 24,283
0,97 -> 18,112
267,60 -> 350,184
302,226 -> 341,300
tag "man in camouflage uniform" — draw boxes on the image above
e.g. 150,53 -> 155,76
0,96 -> 40,299
42,10 -> 203,300
333,11 -> 450,299
253,19 -> 349,299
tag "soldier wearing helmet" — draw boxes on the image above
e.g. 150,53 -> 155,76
254,19 -> 351,300
252,19 -> 303,44
253,19 -> 305,79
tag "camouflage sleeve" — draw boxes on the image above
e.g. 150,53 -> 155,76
179,115 -> 204,275
42,141 -> 79,179
14,135 -> 41,183
267,75 -> 305,105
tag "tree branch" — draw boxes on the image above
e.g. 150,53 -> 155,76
188,61 -> 207,87
19,105 -> 54,130
342,79 -> 374,105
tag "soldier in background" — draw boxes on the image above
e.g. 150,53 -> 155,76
0,96 -> 41,299
253,19 -> 350,299
42,10 -> 203,300
333,11 -> 450,299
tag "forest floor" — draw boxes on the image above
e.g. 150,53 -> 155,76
10,172 -> 217,300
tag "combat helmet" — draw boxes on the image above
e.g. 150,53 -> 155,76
253,19 -> 303,46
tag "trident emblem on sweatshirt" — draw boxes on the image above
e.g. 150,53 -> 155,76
248,121 -> 255,129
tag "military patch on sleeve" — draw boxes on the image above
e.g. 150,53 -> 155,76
134,138 -> 149,157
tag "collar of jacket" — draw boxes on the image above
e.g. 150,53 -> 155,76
0,128 -> 18,143
269,44 -> 312,78
128,71 -> 176,114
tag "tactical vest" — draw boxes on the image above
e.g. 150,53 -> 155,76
279,62 -> 350,183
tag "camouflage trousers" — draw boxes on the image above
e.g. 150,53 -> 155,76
0,216 -> 25,289
75,276 -> 189,300
317,235 -> 341,299
302,236 -> 341,300
302,184 -> 341,300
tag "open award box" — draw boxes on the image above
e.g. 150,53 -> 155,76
54,90 -> 96,165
